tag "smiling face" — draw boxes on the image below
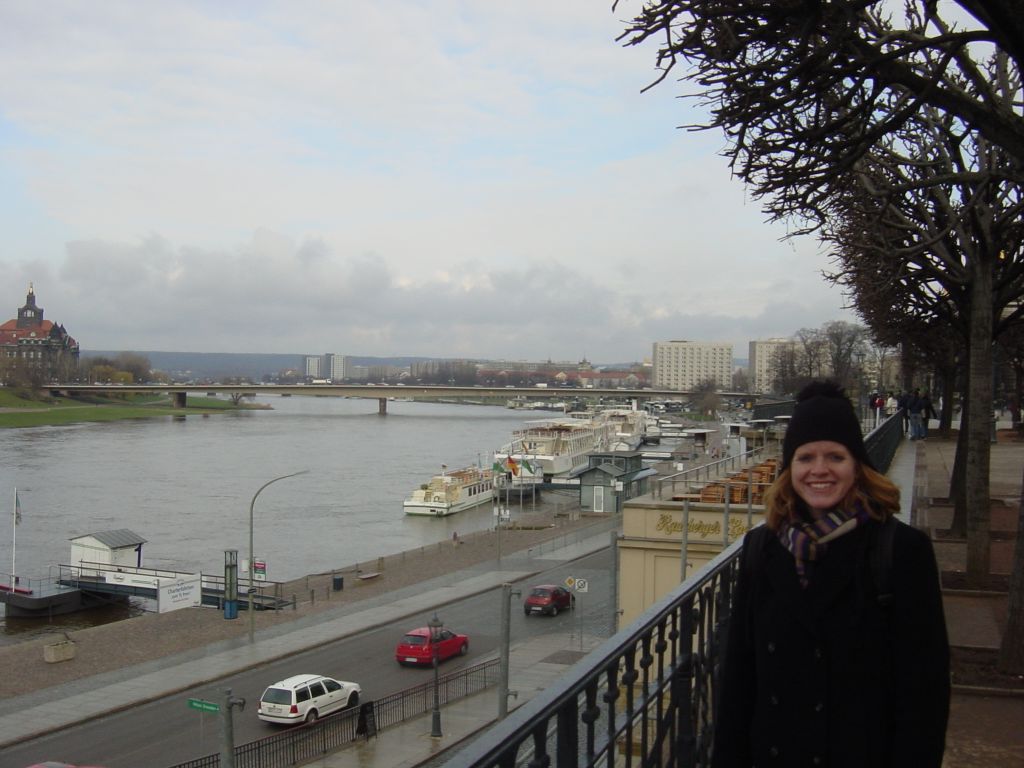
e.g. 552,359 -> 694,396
790,440 -> 858,516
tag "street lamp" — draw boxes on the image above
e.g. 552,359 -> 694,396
248,470 -> 309,644
428,612 -> 443,737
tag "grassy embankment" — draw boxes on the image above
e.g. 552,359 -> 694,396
0,388 -> 259,429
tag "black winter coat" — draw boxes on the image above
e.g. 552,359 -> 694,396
711,520 -> 950,767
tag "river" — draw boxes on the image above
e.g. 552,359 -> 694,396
0,395 -> 557,639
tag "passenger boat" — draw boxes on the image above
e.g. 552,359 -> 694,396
600,408 -> 648,452
495,414 -> 614,489
642,414 -> 662,444
403,465 -> 495,517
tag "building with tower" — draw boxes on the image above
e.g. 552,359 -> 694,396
0,285 -> 80,382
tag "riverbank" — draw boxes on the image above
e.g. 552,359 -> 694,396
0,507 -> 604,698
0,389 -> 259,429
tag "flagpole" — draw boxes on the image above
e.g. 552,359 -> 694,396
12,488 -> 18,584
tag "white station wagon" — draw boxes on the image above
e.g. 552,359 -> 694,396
257,674 -> 361,725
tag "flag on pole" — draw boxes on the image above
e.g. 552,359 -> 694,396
14,491 -> 22,526
520,457 -> 534,474
492,460 -> 503,474
506,456 -> 519,476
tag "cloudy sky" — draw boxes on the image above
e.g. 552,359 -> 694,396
0,1 -> 855,364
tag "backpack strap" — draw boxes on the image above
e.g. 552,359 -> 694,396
869,516 -> 897,607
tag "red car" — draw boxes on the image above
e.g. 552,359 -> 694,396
524,584 -> 575,616
395,626 -> 469,666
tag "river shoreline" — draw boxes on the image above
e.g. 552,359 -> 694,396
0,507 -> 605,698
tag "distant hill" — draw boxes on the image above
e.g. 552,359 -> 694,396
81,351 -> 434,380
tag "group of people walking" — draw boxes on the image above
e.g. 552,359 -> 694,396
871,388 -> 938,439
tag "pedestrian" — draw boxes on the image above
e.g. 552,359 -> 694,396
908,388 -> 925,439
920,390 -> 938,439
897,389 -> 911,434
885,391 -> 898,417
712,380 -> 949,768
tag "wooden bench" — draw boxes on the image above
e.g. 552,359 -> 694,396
356,572 -> 382,583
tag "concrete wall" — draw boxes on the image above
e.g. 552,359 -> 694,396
618,496 -> 764,626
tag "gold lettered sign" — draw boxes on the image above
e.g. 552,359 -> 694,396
655,512 -> 750,540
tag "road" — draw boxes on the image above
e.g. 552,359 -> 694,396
3,550 -> 613,768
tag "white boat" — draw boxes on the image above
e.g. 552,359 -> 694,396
642,414 -> 662,444
599,408 -> 648,452
495,414 -> 614,486
403,465 -> 495,517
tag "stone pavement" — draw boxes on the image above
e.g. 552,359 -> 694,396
912,431 -> 1024,768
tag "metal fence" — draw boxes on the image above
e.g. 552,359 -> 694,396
168,659 -> 500,768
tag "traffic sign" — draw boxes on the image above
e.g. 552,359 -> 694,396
188,698 -> 220,713
565,576 -> 588,593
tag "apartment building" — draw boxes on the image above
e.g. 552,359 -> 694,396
304,355 -> 321,379
749,338 -> 795,395
651,340 -> 733,391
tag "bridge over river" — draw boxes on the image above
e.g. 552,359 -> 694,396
46,382 -> 753,414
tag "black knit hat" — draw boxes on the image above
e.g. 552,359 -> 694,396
781,381 -> 874,471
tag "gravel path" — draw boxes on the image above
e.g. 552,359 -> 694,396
0,509 -> 600,698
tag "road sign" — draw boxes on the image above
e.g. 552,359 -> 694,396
188,698 -> 220,713
565,576 -> 588,593
253,558 -> 267,582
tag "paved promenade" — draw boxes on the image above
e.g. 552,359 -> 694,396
0,433 -> 1020,767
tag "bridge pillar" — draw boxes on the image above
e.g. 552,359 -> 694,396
378,397 -> 387,416
172,392 -> 187,409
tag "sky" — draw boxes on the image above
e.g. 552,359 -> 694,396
0,1 -> 856,364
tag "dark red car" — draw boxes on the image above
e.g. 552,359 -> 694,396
524,584 -> 575,616
395,626 -> 469,666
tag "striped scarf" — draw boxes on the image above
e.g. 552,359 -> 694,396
777,503 -> 872,587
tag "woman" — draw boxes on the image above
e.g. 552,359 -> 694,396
712,381 -> 949,767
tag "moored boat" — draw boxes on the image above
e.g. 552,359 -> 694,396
495,414 -> 614,487
403,465 -> 495,517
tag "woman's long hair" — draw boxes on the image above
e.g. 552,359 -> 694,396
763,462 -> 900,530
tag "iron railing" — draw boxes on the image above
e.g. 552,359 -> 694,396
168,659 -> 500,768
653,446 -> 768,500
864,410 -> 903,474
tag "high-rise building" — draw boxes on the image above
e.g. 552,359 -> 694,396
322,353 -> 350,381
304,355 -> 321,378
651,340 -> 733,391
749,338 -> 795,395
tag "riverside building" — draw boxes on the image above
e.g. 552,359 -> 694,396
0,284 -> 79,382
651,340 -> 732,391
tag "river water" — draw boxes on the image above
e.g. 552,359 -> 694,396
0,396 -> 551,639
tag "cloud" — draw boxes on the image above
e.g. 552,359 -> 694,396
0,1 -> 858,362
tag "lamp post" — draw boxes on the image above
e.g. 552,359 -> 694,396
248,470 -> 309,644
428,612 -> 443,737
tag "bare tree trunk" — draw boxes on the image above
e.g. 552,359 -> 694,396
949,421 -> 968,538
965,261 -> 994,586
938,370 -> 956,437
998,463 -> 1024,675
